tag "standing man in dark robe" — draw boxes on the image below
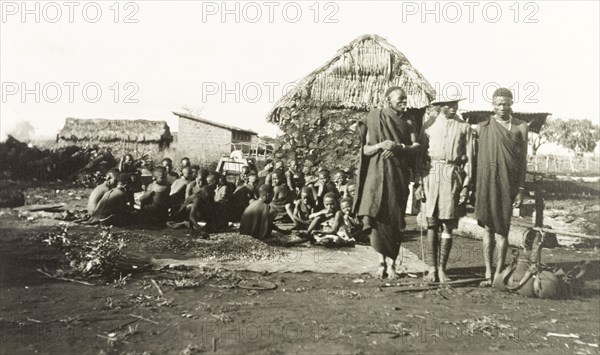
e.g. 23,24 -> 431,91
475,87 -> 528,286
353,87 -> 420,279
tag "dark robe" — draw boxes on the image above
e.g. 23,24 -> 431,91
353,108 -> 415,259
475,117 -> 526,235
239,199 -> 274,240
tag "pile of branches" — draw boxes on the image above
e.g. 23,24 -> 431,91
41,224 -> 128,279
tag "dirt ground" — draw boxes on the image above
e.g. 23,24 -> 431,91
1,181 -> 599,355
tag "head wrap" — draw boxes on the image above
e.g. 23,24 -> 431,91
385,86 -> 406,97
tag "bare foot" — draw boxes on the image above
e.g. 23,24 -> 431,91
437,267 -> 451,283
423,266 -> 437,282
378,263 -> 388,279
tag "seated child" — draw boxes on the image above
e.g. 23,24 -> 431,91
175,157 -> 191,176
186,169 -> 209,199
170,166 -> 194,209
333,170 -> 349,198
311,168 -> 339,210
139,167 -> 171,226
187,181 -> 216,238
86,169 -> 119,214
230,173 -> 259,222
235,165 -> 251,187
287,186 -> 317,229
86,173 -> 132,226
239,185 -> 304,246
270,170 -> 294,222
346,179 -> 357,199
336,197 -> 365,243
161,158 -> 179,185
214,173 -> 236,228
306,192 -> 354,247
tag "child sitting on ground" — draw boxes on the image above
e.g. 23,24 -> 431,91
186,169 -> 209,199
287,186 -> 317,230
270,170 -> 295,222
311,168 -> 339,209
333,170 -> 349,198
86,169 -> 119,214
170,166 -> 194,209
139,167 -> 171,226
239,185 -> 304,246
86,173 -> 132,226
337,197 -> 365,243
305,192 -> 354,247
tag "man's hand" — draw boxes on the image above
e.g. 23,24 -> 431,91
378,140 -> 396,150
458,186 -> 469,205
513,190 -> 524,208
414,185 -> 425,202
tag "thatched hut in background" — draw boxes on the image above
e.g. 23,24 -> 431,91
266,34 -> 435,173
58,118 -> 173,158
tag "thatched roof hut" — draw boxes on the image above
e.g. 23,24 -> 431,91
58,118 -> 173,158
461,111 -> 550,133
266,34 -> 435,172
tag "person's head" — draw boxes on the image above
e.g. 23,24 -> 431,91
340,197 -> 353,216
274,160 -> 284,171
492,88 -> 514,119
241,165 -> 250,175
439,101 -> 459,119
323,192 -> 338,213
181,166 -> 193,181
318,169 -> 331,184
300,186 -> 314,205
288,159 -> 298,170
105,169 -> 119,188
347,180 -> 356,197
271,170 -> 284,186
333,170 -> 347,185
152,166 -> 167,186
196,169 -> 208,185
117,173 -> 130,188
259,184 -> 274,204
190,164 -> 200,178
161,158 -> 173,172
247,173 -> 258,187
206,173 -> 217,186
385,87 -> 408,115
180,157 -> 191,168
216,172 -> 227,185
123,154 -> 134,164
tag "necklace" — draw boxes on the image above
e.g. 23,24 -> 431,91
495,115 -> 512,131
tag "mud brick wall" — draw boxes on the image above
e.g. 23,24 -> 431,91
178,117 -> 232,163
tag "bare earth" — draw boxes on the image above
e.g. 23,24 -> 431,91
1,182 -> 599,355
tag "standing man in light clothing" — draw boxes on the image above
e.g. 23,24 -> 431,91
416,91 -> 473,282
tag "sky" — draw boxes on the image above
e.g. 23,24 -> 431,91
1,0 -> 599,141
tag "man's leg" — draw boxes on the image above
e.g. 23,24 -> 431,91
379,254 -> 388,279
437,223 -> 454,283
423,218 -> 439,282
481,227 -> 496,286
495,233 -> 509,277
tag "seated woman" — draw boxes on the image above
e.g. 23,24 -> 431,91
86,169 -> 118,214
139,167 -> 171,226
85,173 -> 132,226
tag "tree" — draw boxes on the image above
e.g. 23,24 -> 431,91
555,118 -> 600,156
529,116 -> 563,155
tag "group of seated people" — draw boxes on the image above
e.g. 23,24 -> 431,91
82,155 -> 365,247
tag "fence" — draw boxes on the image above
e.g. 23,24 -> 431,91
528,154 -> 600,175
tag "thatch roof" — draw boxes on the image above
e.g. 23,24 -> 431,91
461,111 -> 550,133
173,112 -> 258,135
59,118 -> 173,143
267,34 -> 435,123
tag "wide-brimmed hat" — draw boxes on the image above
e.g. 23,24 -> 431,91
431,89 -> 467,105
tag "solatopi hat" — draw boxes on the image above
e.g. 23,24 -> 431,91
431,89 -> 466,105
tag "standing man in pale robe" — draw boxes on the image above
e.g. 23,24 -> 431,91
416,92 -> 473,283
475,87 -> 528,286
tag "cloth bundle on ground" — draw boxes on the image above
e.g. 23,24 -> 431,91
493,229 -> 588,299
